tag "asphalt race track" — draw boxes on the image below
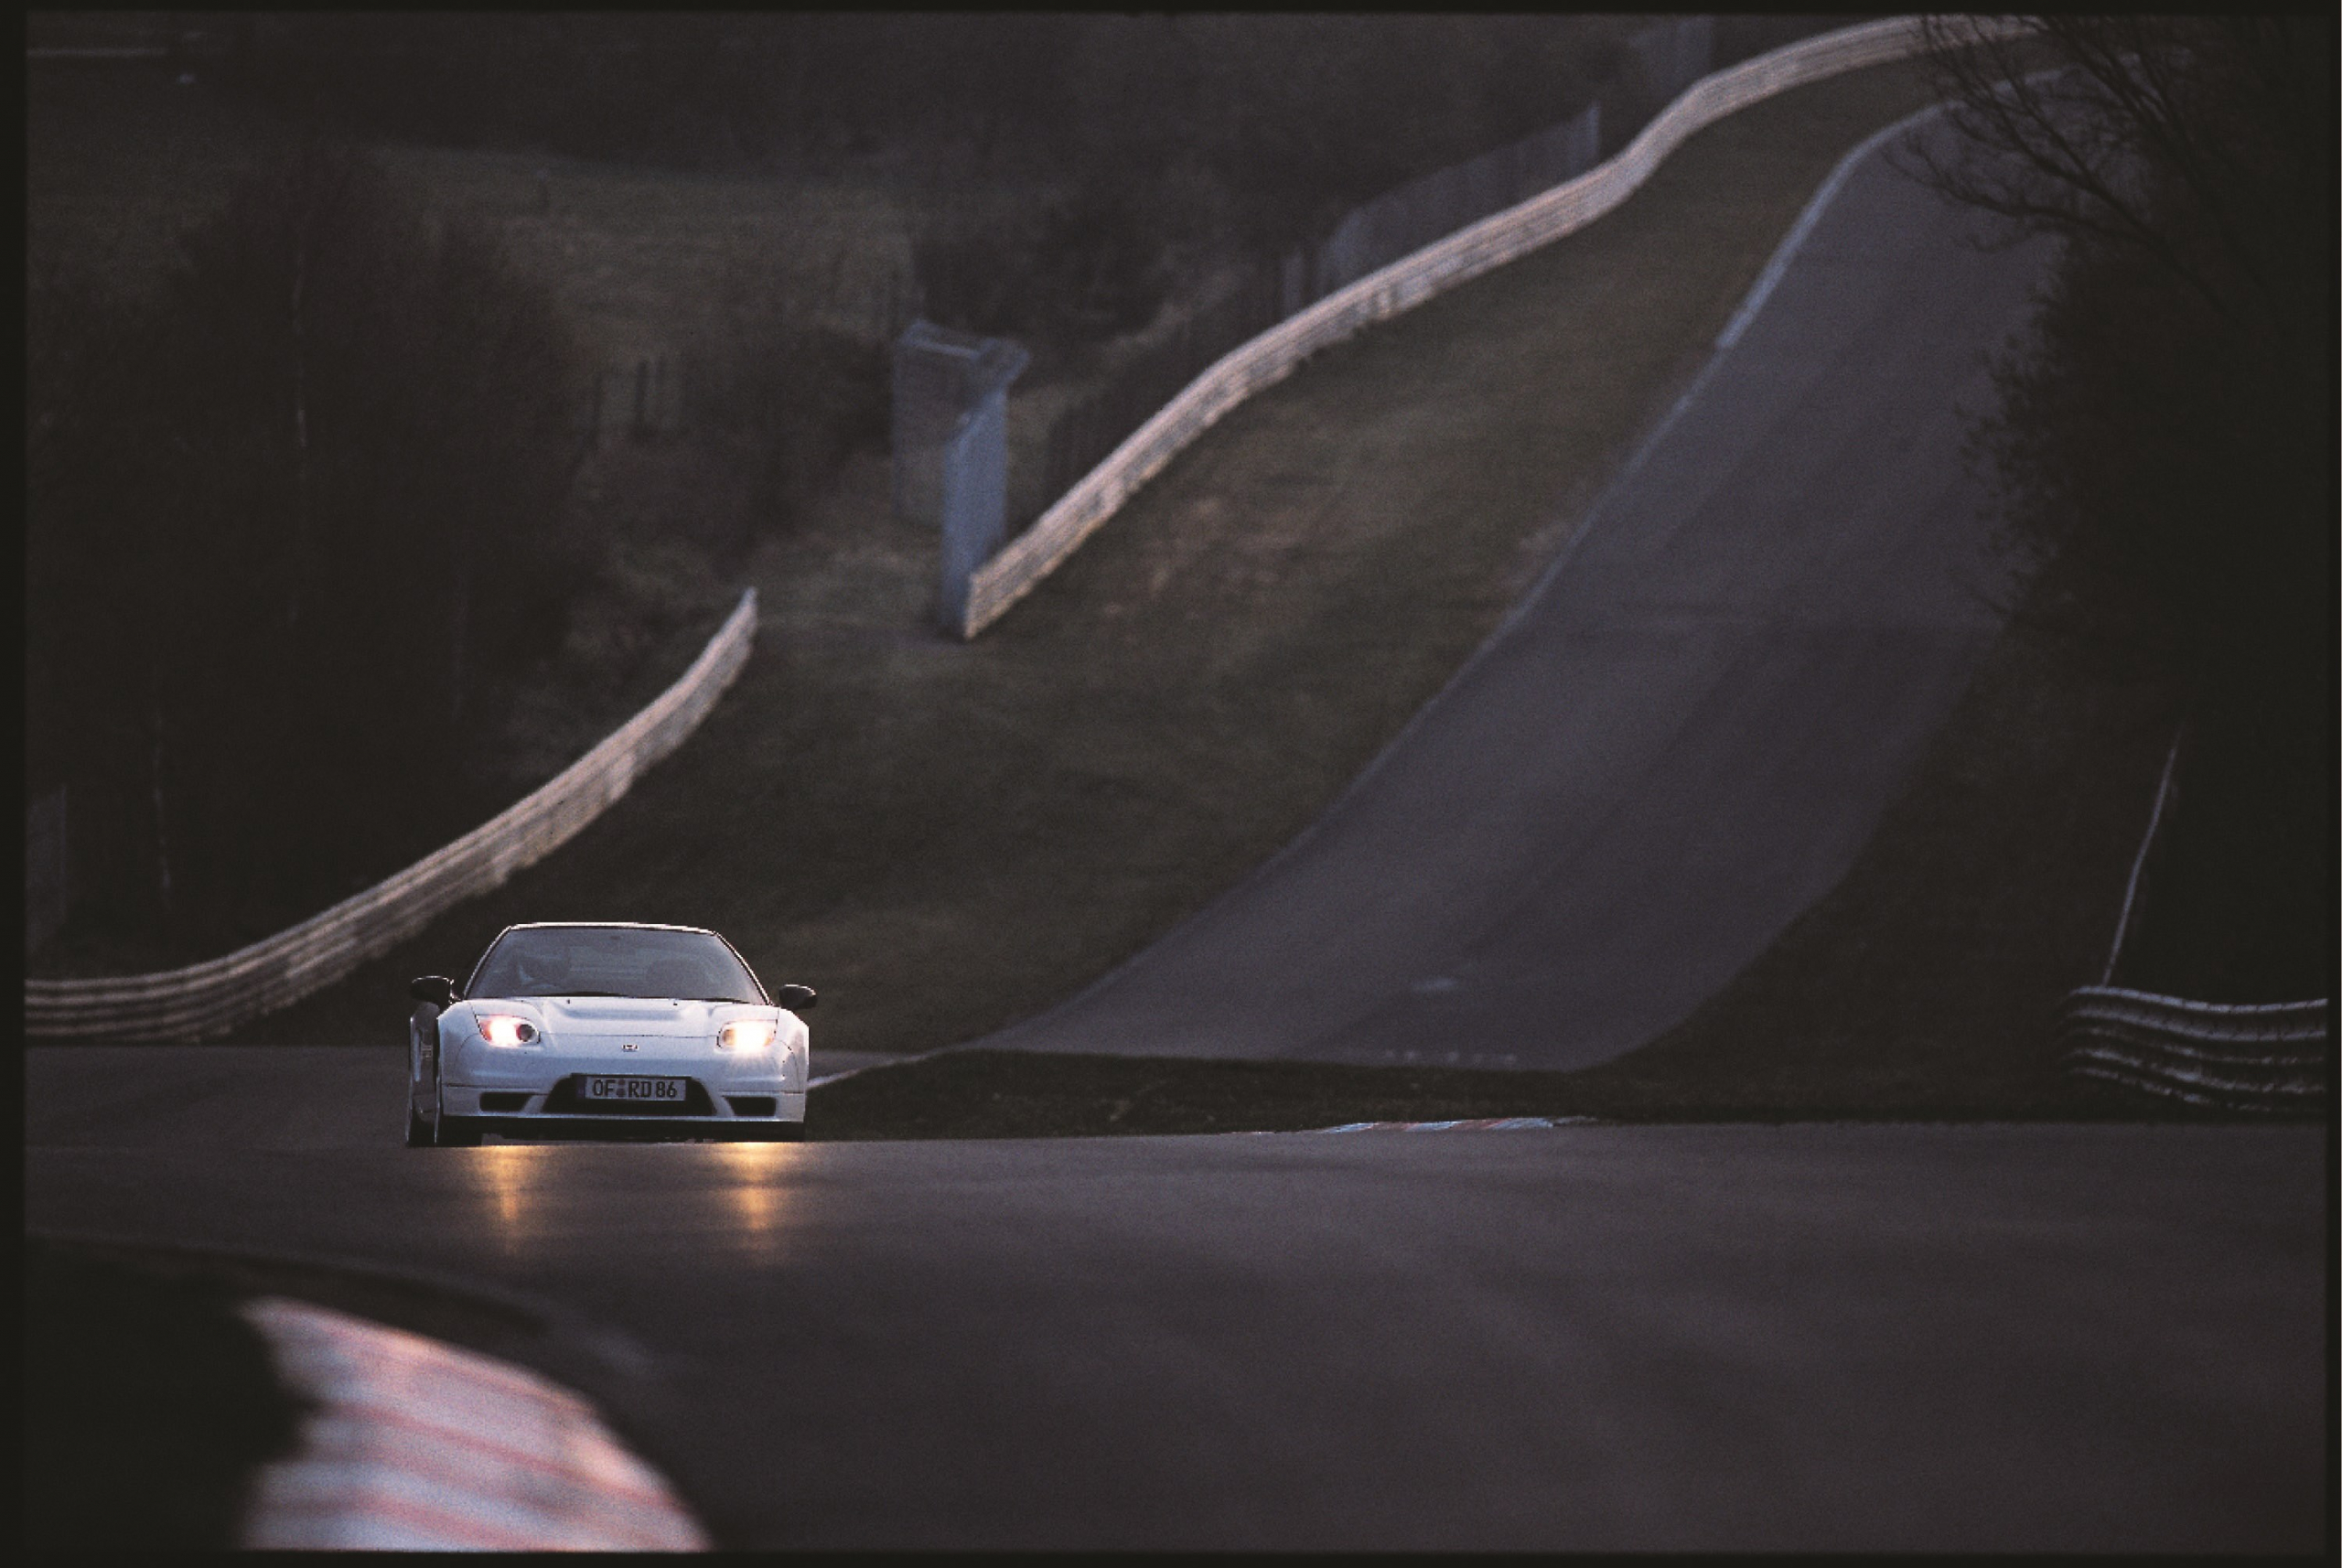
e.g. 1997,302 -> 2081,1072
23,106 -> 2330,1553
982,113 -> 2056,1071
25,1049 -> 2327,1552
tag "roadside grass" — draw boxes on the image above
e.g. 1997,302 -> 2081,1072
220,59 -> 1983,1063
806,1042 -> 2181,1142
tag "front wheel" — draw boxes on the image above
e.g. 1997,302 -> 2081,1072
411,1012 -> 481,1147
406,1015 -> 436,1148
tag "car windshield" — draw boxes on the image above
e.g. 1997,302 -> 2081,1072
468,927 -> 767,1004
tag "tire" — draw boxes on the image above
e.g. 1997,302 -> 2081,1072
413,1013 -> 482,1147
410,1015 -> 440,1146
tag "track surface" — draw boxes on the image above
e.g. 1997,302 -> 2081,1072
983,113 -> 2051,1070
23,102 -> 2327,1555
26,1049 -> 2327,1552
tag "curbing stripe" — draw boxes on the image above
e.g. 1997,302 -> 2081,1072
1252,1116 -> 1596,1134
253,1466 -> 605,1552
291,1394 -> 676,1505
241,1296 -> 707,1552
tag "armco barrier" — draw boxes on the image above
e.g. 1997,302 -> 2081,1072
2057,987 -> 2333,1113
961,15 -> 2028,639
26,589 -> 758,1041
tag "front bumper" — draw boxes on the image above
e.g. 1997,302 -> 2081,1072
442,1080 -> 806,1124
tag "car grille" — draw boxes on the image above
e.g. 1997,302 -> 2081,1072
479,1092 -> 531,1112
725,1096 -> 778,1117
543,1077 -> 716,1116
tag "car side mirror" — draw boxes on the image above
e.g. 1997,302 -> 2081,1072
409,975 -> 458,1008
775,983 -> 816,1012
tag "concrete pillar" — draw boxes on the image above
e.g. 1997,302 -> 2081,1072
891,320 -> 1028,628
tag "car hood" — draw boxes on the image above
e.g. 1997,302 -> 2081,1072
471,996 -> 752,1038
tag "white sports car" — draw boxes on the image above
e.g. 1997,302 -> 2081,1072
405,921 -> 814,1147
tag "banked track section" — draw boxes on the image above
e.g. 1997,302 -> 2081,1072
977,107 -> 2056,1071
961,16 -> 2026,636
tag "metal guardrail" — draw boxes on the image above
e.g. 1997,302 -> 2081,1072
2057,986 -> 2333,1113
957,15 -> 2029,639
25,589 -> 759,1041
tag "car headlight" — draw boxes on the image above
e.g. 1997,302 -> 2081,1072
719,1019 -> 776,1051
476,1014 -> 537,1047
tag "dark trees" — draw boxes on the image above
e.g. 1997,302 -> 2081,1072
1916,16 -> 2336,999
222,16 -> 1638,359
27,144 -> 586,965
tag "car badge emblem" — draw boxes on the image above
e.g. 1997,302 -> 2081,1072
622,1041 -> 638,1051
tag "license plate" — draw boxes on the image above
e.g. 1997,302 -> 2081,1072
578,1075 -> 689,1103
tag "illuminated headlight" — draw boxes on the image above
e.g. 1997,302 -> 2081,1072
719,1019 -> 776,1051
476,1015 -> 537,1047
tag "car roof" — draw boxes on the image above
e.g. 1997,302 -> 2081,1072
499,921 -> 718,936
